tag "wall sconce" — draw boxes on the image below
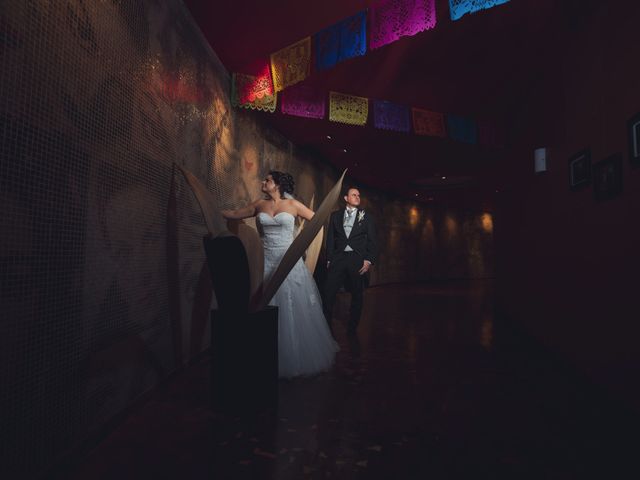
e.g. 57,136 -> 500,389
534,147 -> 547,173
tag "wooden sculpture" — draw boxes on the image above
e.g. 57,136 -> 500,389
296,194 -> 324,275
226,219 -> 264,308
177,163 -> 347,314
177,164 -> 264,309
175,164 -> 223,236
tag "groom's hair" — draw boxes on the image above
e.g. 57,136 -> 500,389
342,185 -> 360,197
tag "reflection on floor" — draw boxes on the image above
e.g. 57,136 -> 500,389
53,281 -> 638,479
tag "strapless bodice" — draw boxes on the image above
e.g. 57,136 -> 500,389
256,211 -> 296,251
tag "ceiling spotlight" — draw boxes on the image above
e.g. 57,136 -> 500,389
441,176 -> 446,180
343,148 -> 347,153
414,193 -> 418,197
326,135 -> 332,140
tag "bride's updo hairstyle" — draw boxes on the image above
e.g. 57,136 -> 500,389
269,170 -> 295,199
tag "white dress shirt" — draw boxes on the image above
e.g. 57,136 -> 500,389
343,207 -> 356,251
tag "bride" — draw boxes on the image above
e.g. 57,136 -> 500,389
222,170 -> 338,378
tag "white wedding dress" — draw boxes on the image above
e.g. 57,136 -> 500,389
257,211 -> 338,378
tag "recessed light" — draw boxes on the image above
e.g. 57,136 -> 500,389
343,148 -> 347,153
326,135 -> 332,140
441,176 -> 446,180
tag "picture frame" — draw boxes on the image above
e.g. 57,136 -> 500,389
568,148 -> 591,190
593,153 -> 623,201
628,111 -> 640,166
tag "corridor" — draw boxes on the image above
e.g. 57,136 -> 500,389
53,281 -> 637,479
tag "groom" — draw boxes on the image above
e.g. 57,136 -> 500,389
323,187 -> 378,334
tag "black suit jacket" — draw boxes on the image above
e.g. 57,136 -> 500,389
326,208 -> 378,264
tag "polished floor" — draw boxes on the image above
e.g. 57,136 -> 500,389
53,281 -> 638,479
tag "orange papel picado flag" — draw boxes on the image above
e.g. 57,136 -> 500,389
412,108 -> 446,137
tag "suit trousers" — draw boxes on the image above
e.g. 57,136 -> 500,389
323,251 -> 364,331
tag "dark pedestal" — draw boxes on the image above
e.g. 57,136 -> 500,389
210,306 -> 278,413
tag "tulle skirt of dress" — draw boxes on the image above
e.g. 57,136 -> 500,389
266,255 -> 339,379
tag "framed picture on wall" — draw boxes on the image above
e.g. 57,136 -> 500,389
628,112 -> 640,166
568,148 -> 591,190
593,154 -> 623,201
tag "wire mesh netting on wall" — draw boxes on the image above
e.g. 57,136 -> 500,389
0,0 -> 329,475
0,0 -> 492,476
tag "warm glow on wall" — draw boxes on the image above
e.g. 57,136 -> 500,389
480,314 -> 493,349
409,206 -> 419,228
389,228 -> 400,250
423,218 -> 435,240
445,214 -> 458,236
481,213 -> 493,233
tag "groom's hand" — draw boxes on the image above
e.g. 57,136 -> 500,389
358,260 -> 371,275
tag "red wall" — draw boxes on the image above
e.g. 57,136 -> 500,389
496,3 -> 640,410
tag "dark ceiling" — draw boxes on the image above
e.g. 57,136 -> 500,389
183,0 -> 565,206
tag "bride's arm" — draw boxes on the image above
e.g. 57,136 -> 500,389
293,199 -> 315,221
221,200 -> 261,220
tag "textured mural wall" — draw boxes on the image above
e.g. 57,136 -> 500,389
360,192 -> 495,286
0,1 -> 493,476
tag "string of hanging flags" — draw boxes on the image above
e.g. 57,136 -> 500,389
230,0 -> 511,146
232,79 -> 505,147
